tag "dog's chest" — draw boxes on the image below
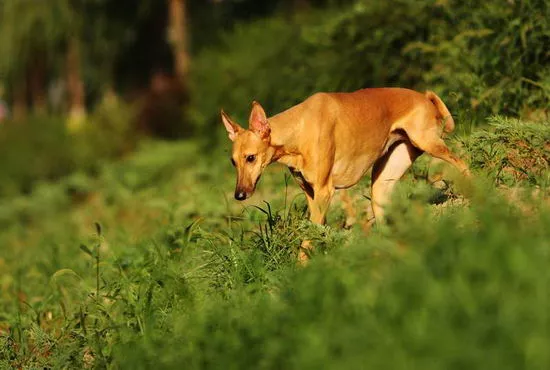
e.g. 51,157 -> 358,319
288,166 -> 314,198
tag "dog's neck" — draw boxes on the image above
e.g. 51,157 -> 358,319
266,107 -> 305,170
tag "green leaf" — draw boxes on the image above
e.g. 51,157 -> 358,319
80,244 -> 94,257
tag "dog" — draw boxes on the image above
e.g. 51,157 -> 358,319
221,88 -> 470,261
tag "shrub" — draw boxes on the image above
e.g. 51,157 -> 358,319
0,116 -> 75,196
460,116 -> 550,187
189,0 -> 549,140
0,100 -> 139,198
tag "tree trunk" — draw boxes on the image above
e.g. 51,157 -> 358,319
294,0 -> 310,11
285,0 -> 310,20
168,0 -> 189,85
12,77 -> 27,122
28,52 -> 47,115
66,38 -> 86,128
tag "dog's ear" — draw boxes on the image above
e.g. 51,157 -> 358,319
249,101 -> 270,140
221,110 -> 243,141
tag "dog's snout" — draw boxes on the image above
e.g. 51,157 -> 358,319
235,191 -> 247,201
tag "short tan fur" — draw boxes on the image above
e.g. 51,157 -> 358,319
221,88 -> 470,262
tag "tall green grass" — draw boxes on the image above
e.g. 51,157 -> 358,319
1,116 -> 549,368
1,1 -> 549,366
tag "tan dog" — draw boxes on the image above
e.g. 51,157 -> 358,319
221,88 -> 469,261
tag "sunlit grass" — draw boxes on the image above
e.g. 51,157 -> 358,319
1,116 -> 549,368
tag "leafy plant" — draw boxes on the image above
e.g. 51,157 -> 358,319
460,116 -> 550,187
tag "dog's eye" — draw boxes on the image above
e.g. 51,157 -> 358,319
230,158 -> 236,167
246,155 -> 256,163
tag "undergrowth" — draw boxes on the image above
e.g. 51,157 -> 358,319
1,0 -> 549,367
461,116 -> 550,188
1,115 -> 549,369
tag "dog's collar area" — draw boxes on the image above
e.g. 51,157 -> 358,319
272,145 -> 301,163
271,144 -> 287,162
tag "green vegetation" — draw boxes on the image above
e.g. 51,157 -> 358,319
191,0 -> 549,135
0,101 -> 138,198
463,116 -> 550,188
1,115 -> 549,368
1,0 -> 549,368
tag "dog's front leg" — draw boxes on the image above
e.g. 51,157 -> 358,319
299,186 -> 334,263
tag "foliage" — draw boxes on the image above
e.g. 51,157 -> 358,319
1,115 -> 549,368
406,0 -> 550,118
0,116 -> 75,196
1,1 -> 549,368
0,0 -> 74,78
189,0 -> 549,138
3,0 -> 548,194
0,101 -> 139,198
460,116 -> 550,187
118,191 -> 550,370
0,0 -> 157,104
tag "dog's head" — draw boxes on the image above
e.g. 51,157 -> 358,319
221,101 -> 274,201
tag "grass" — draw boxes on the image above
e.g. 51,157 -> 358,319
0,116 -> 549,369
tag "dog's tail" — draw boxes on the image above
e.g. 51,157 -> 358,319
425,91 -> 455,134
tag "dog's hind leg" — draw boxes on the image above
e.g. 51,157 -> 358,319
340,189 -> 357,228
403,115 -> 470,177
371,141 -> 422,223
409,132 -> 470,176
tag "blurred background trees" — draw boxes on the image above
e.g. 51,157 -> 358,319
0,0 -> 548,197
0,0 -> 321,124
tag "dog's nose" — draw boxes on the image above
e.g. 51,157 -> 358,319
235,191 -> 247,201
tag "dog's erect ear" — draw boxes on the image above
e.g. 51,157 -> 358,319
249,101 -> 270,140
221,110 -> 243,141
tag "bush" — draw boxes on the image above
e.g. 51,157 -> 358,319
407,0 -> 550,118
189,0 -> 549,140
0,116 -> 75,196
113,185 -> 550,369
1,115 -> 549,368
0,100 -> 139,198
460,116 -> 550,187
